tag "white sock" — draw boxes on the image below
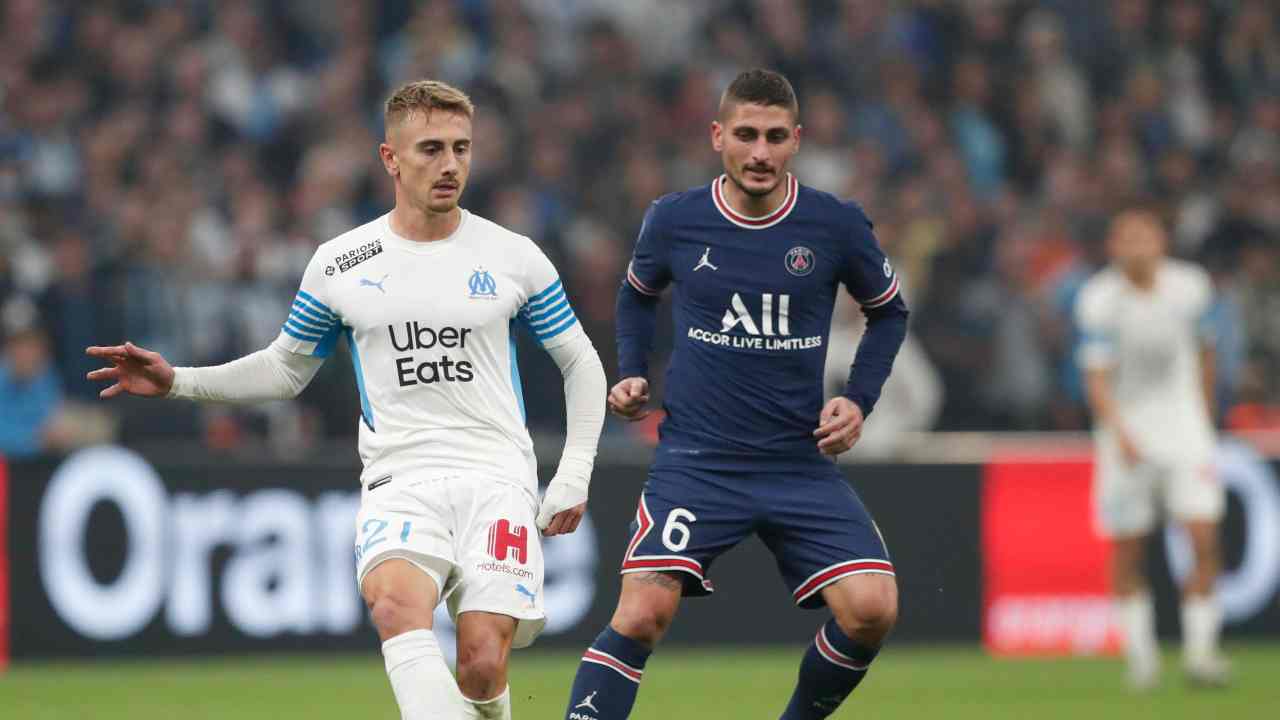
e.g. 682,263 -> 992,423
1118,593 -> 1158,676
462,686 -> 511,720
1181,595 -> 1221,666
383,629 -> 466,720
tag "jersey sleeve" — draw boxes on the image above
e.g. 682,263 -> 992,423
515,239 -> 585,350
1074,279 -> 1116,370
624,201 -> 672,297
839,205 -> 900,308
273,249 -> 344,358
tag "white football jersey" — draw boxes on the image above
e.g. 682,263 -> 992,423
273,210 -> 584,493
1076,259 -> 1215,459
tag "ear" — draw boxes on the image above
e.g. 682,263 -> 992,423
793,123 -> 802,151
710,120 -> 724,153
378,142 -> 398,178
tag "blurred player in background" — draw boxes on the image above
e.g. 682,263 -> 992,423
562,70 -> 908,720
87,80 -> 607,720
1077,209 -> 1228,689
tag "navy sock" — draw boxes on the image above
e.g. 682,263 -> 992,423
780,619 -> 879,719
564,626 -> 652,719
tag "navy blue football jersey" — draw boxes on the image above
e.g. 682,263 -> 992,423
624,174 -> 903,470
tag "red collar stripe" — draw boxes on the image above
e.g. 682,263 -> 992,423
712,174 -> 798,229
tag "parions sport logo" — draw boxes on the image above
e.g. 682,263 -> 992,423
335,240 -> 384,273
388,321 -> 475,386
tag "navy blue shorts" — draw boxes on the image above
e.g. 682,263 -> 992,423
619,464 -> 893,608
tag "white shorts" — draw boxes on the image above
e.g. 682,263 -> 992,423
354,471 -> 546,648
1094,447 -> 1224,538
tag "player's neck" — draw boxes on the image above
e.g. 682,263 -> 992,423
1123,264 -> 1158,291
389,204 -> 461,242
721,173 -> 791,218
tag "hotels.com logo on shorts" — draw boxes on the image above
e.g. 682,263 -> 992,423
477,519 -> 534,580
487,519 -> 528,564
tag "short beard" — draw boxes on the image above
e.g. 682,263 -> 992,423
728,170 -> 780,197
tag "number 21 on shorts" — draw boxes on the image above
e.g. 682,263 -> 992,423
354,517 -> 412,562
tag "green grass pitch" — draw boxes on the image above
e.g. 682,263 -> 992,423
4,644 -> 1275,719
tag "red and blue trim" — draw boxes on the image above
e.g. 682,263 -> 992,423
711,173 -> 798,230
792,559 -> 895,606
814,625 -> 868,671
625,262 -> 661,297
582,648 -> 644,683
858,275 -> 900,309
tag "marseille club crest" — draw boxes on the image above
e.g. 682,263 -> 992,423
785,246 -> 815,277
468,268 -> 498,298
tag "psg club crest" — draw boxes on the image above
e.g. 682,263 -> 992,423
785,246 -> 815,277
468,268 -> 498,299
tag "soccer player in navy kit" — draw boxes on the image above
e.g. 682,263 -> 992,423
563,70 -> 908,719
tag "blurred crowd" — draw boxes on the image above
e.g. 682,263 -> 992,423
2,0 -> 1279,457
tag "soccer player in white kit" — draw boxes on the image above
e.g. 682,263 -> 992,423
1076,209 -> 1228,689
86,80 -> 608,719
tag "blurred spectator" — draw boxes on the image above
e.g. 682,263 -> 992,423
36,227 -> 119,399
0,298 -> 62,457
2,0 -> 1279,450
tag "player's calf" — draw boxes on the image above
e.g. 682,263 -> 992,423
1181,520 -> 1229,686
456,611 -> 518,718
781,574 -> 897,720
563,572 -> 683,719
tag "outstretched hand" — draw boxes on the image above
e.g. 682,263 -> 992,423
814,397 -> 865,456
85,342 -> 175,399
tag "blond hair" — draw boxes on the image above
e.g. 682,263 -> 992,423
384,80 -> 474,128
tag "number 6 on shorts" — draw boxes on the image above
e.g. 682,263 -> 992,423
662,508 -> 697,552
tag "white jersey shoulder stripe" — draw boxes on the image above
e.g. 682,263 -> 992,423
518,279 -> 579,344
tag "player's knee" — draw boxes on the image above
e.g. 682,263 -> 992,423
833,583 -> 898,642
610,604 -> 676,646
365,589 -> 432,639
610,573 -> 682,646
456,639 -> 506,697
834,603 -> 896,644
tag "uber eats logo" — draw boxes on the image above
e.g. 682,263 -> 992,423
388,322 -> 475,386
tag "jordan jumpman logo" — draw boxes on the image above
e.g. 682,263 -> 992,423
694,247 -> 719,272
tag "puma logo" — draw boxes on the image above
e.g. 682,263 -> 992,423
360,274 -> 389,293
